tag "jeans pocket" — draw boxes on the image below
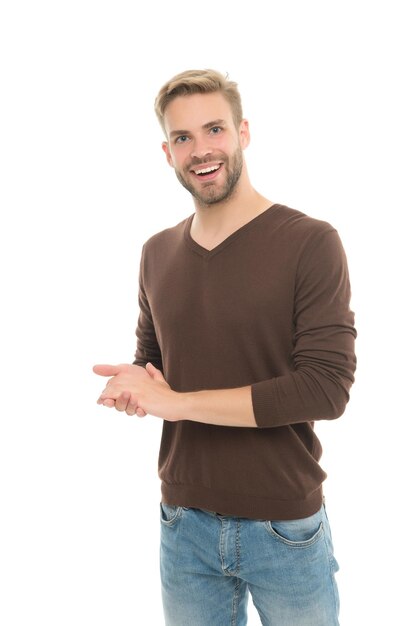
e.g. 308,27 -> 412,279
265,509 -> 324,547
160,503 -> 183,527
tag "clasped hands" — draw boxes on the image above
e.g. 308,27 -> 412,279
93,362 -> 179,421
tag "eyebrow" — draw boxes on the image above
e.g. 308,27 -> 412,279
169,119 -> 227,139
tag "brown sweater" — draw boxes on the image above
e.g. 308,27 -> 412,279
134,204 -> 356,520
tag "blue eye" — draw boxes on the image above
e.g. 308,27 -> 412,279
175,135 -> 189,144
210,126 -> 222,134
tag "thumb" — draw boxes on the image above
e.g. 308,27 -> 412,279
145,362 -> 166,382
93,364 -> 122,377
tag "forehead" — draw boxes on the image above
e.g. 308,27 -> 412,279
163,92 -> 234,135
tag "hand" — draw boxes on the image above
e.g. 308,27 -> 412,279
101,390 -> 147,417
93,364 -> 146,417
93,362 -> 180,421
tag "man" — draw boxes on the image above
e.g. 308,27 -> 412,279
94,69 -> 356,625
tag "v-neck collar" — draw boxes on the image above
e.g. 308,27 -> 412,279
183,204 -> 279,259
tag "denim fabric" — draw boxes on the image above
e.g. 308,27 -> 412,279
160,503 -> 339,626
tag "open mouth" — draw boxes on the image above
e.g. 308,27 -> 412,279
191,164 -> 222,178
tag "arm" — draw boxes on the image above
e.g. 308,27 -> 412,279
133,247 -> 164,371
94,362 -> 257,426
252,227 -> 356,427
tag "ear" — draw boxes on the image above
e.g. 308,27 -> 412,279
239,119 -> 250,150
162,141 -> 174,167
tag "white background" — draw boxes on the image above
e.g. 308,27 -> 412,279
1,1 -> 416,624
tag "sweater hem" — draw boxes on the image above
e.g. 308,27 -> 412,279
161,481 -> 323,521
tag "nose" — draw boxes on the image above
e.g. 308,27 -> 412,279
190,135 -> 213,160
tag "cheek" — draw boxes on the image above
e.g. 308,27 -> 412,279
222,136 -> 240,155
169,146 -> 188,169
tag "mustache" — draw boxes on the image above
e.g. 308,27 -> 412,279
186,154 -> 227,168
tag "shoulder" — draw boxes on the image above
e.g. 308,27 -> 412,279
268,204 -> 336,239
141,215 -> 192,255
261,204 -> 341,258
263,205 -> 351,279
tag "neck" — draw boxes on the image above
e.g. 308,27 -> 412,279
191,167 -> 273,238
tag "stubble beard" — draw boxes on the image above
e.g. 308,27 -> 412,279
175,148 -> 244,208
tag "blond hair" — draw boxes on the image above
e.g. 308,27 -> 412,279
154,69 -> 243,134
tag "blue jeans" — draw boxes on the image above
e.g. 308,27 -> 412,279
160,503 -> 340,626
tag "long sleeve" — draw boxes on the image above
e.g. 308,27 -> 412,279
251,228 -> 356,428
133,245 -> 163,371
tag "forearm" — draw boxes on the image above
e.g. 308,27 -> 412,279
179,385 -> 257,427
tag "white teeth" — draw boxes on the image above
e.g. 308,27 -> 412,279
194,165 -> 220,175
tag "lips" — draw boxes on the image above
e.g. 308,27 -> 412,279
190,162 -> 223,180
193,164 -> 221,175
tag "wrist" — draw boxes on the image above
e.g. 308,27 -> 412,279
175,391 -> 195,422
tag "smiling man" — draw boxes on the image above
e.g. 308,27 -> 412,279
93,69 -> 356,625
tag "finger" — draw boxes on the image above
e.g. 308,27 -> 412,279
125,396 -> 140,417
136,407 -> 147,418
145,362 -> 165,382
114,391 -> 131,412
97,383 -> 109,403
93,364 -> 122,377
97,392 -> 116,406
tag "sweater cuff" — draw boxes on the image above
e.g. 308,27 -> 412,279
251,379 -> 279,428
